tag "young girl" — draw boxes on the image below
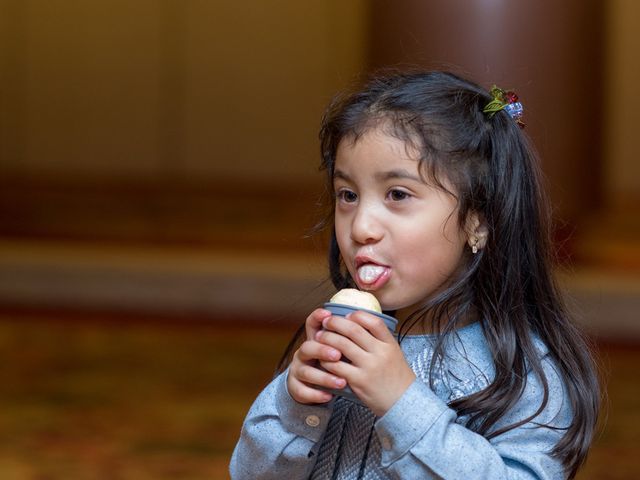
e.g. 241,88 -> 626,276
229,71 -> 600,479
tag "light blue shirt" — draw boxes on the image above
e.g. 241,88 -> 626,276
230,322 -> 571,479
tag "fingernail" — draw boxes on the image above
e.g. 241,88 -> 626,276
322,318 -> 330,328
334,378 -> 346,388
328,349 -> 340,360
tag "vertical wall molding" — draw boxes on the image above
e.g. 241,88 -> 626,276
157,0 -> 187,180
368,0 -> 605,226
0,0 -> 28,177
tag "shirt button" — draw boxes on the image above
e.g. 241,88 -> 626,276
305,415 -> 321,427
380,436 -> 392,450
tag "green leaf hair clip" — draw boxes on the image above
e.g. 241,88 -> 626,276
483,85 -> 525,128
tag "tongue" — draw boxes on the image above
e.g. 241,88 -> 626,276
357,264 -> 385,285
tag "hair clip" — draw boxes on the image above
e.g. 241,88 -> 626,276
483,85 -> 525,128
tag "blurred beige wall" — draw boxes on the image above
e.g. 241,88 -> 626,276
2,0 -> 638,204
605,0 -> 640,205
0,0 -> 638,326
0,0 -> 368,185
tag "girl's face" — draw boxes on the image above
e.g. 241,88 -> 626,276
333,128 -> 470,319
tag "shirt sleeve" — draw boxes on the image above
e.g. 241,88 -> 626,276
374,355 -> 570,479
229,370 -> 334,480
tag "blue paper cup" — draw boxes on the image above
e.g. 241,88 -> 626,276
319,302 -> 398,405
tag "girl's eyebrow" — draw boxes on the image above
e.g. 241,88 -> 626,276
375,169 -> 424,183
333,169 -> 350,181
333,168 -> 424,183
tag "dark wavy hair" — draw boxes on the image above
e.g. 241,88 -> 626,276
277,70 -> 600,478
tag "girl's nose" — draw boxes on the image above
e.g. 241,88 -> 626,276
350,204 -> 383,244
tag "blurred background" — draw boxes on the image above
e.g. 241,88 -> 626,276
0,1 -> 638,478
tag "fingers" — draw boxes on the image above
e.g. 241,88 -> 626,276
296,338 -> 342,363
319,311 -> 394,352
319,358 -> 357,381
315,328 -> 365,365
346,311 -> 395,341
305,308 -> 332,340
290,362 -> 346,391
287,339 -> 346,405
288,308 -> 396,406
287,374 -> 334,404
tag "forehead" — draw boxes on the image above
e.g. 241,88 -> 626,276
334,127 -> 436,188
335,128 -> 421,169
334,127 -> 458,197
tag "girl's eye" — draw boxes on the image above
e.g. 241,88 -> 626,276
337,189 -> 358,203
388,189 -> 410,201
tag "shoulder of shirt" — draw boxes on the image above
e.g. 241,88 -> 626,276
530,332 -> 550,358
465,321 -> 551,359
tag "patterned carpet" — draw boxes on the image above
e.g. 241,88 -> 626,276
0,314 -> 289,479
0,312 -> 637,479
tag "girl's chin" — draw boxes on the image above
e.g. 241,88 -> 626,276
381,300 -> 424,319
364,288 -> 405,311
378,298 -> 408,314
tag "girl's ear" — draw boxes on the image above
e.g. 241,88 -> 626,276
465,211 -> 489,250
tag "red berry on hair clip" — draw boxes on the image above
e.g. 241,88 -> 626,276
505,91 -> 519,104
483,85 -> 525,129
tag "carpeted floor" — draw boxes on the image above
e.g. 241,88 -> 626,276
0,314 -> 289,479
0,313 -> 637,479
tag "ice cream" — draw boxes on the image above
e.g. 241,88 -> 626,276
321,288 -> 397,404
329,288 -> 381,313
325,288 -> 395,333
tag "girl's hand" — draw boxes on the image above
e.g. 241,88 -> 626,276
287,308 -> 348,404
316,311 -> 416,417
